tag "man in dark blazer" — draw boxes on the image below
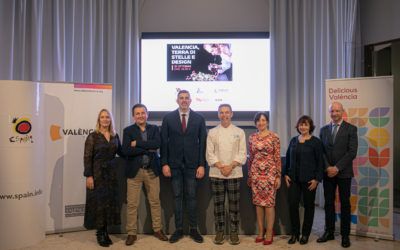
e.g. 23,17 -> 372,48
161,90 -> 207,243
123,104 -> 168,246
317,102 -> 358,248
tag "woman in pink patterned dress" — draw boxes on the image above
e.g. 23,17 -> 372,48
248,112 -> 281,245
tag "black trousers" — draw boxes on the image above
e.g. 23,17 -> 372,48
323,177 -> 352,236
288,181 -> 316,236
170,167 -> 198,229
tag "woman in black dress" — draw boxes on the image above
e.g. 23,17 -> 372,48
283,115 -> 324,245
84,108 -> 122,247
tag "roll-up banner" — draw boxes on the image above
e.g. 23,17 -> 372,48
325,76 -> 393,240
1,81 -> 112,245
43,82 -> 112,232
0,80 -> 45,249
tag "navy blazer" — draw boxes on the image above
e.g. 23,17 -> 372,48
283,136 -> 324,182
122,123 -> 161,178
319,120 -> 358,178
161,109 -> 207,169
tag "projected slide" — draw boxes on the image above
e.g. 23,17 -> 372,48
167,43 -> 232,81
141,33 -> 270,112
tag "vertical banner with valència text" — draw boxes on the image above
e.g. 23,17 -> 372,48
325,76 -> 393,239
44,83 -> 112,232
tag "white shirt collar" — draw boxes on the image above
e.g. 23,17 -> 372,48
331,120 -> 343,126
178,109 -> 190,116
219,123 -> 233,129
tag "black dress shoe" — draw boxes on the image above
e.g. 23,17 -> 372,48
96,230 -> 110,247
104,231 -> 113,245
317,231 -> 335,243
300,235 -> 309,245
169,230 -> 183,243
189,229 -> 204,243
341,236 -> 351,248
288,234 -> 299,244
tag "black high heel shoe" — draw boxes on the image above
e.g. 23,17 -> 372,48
300,235 -> 309,245
96,230 -> 110,247
288,234 -> 299,244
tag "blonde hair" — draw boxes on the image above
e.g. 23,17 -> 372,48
95,108 -> 116,136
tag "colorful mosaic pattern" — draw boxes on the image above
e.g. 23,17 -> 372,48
335,107 -> 391,228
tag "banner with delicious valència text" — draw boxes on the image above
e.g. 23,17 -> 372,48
43,82 -> 112,232
325,76 -> 393,240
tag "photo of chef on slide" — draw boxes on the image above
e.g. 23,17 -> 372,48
167,43 -> 232,81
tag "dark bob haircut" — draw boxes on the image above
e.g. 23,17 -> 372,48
295,115 -> 315,134
253,112 -> 269,125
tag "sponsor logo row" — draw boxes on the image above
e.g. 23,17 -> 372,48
7,115 -> 93,144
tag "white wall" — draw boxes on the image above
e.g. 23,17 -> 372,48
360,0 -> 400,45
139,0 -> 269,32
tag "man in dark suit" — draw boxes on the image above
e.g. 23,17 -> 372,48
317,102 -> 358,248
161,90 -> 207,243
123,104 -> 168,246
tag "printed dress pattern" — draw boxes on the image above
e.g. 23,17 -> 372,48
248,132 -> 281,207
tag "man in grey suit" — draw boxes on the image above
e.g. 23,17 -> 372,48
161,90 -> 207,243
317,102 -> 358,248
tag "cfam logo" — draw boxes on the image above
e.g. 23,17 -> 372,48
9,117 -> 34,143
50,124 -> 94,141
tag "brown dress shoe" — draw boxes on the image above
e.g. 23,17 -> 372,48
154,230 -> 168,241
125,235 -> 137,245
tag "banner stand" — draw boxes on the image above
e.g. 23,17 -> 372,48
0,81 -> 45,249
325,76 -> 394,240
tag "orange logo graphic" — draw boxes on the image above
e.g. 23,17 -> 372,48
50,125 -> 62,141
